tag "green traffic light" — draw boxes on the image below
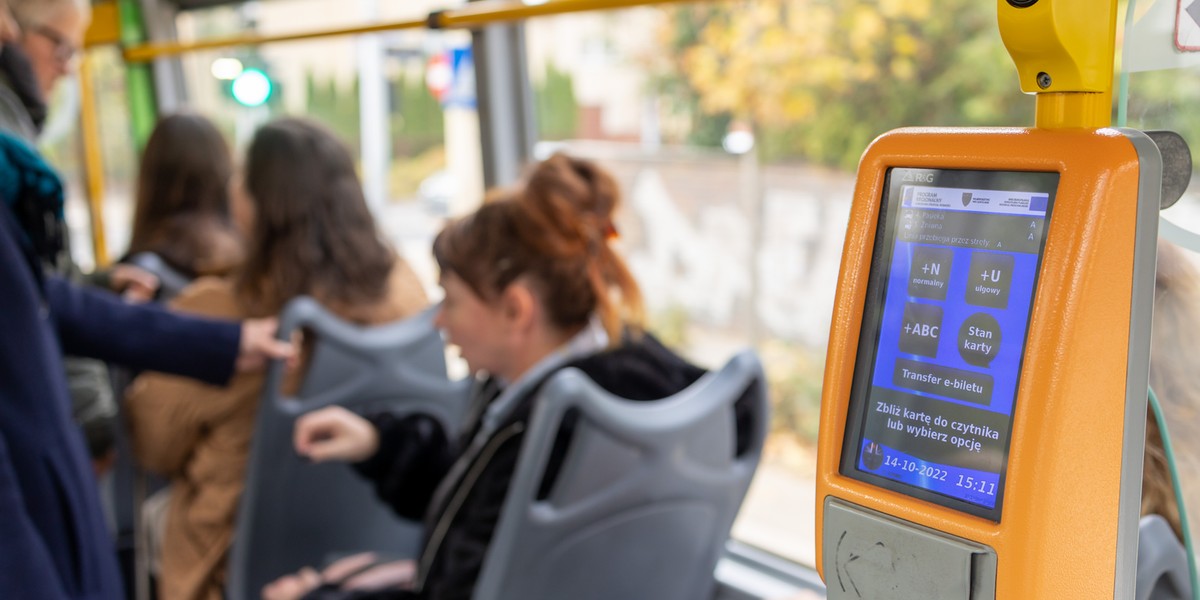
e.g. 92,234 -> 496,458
232,68 -> 272,107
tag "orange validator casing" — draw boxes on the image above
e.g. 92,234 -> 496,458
815,128 -> 1161,600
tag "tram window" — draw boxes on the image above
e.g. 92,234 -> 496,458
58,0 -> 1046,582
1122,1 -> 1200,573
174,0 -> 482,295
526,2 -> 1030,569
52,46 -> 139,271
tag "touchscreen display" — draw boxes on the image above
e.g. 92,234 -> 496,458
841,168 -> 1057,520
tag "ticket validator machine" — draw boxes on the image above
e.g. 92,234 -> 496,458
815,1 -> 1165,598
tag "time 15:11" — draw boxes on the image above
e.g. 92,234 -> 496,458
955,474 -> 996,496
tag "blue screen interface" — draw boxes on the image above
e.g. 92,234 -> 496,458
845,168 -> 1057,519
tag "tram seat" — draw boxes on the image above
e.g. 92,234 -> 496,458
225,297 -> 470,600
124,252 -> 193,300
474,350 -> 768,600
109,251 -> 194,600
1136,515 -> 1193,600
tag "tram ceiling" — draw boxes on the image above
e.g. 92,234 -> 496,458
113,0 -> 714,62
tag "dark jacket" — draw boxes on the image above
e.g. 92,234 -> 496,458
0,202 -> 241,599
334,333 -> 712,600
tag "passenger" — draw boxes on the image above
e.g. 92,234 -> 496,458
0,0 -> 161,477
0,122 -> 296,600
122,112 -> 244,298
0,0 -> 85,144
124,117 -> 429,600
1142,240 -> 1200,540
0,0 -> 157,303
264,154 -> 709,600
106,112 -> 243,587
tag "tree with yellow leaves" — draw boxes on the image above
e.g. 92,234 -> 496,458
659,0 -> 1031,168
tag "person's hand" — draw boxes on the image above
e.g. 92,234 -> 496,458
261,566 -> 320,600
294,406 -> 380,463
260,553 -> 411,600
340,559 -> 415,591
235,317 -> 299,373
314,553 -> 414,592
318,553 -> 379,583
110,264 -> 159,303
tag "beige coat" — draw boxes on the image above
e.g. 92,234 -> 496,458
124,262 -> 428,600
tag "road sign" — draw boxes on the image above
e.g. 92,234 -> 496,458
1176,0 -> 1200,51
426,52 -> 452,101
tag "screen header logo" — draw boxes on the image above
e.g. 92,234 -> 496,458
902,171 -> 937,184
902,185 -> 1048,218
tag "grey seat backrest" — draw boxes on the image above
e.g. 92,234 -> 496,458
226,297 -> 470,600
109,251 -> 193,600
124,251 -> 193,301
474,350 -> 768,600
1136,515 -> 1194,600
110,251 -> 193,535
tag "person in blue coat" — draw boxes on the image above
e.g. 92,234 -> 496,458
0,106 -> 294,600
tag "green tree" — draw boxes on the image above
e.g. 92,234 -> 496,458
304,73 -> 361,150
650,5 -> 733,148
659,0 -> 1032,168
391,73 -> 445,155
535,63 -> 579,140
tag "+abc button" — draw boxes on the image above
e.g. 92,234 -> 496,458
900,302 -> 942,358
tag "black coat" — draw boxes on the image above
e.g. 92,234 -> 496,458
0,203 -> 241,599
344,333 -> 716,600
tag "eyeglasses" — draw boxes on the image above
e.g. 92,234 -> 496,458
28,24 -> 78,66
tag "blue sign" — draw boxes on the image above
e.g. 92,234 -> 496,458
444,46 -> 476,110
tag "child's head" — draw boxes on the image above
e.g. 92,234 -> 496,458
432,154 -> 642,379
234,117 -> 393,315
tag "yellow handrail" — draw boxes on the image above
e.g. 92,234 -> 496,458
123,17 -> 426,62
123,0 -> 704,63
435,0 -> 700,28
78,55 -> 109,267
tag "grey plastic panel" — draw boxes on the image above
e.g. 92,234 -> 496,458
822,498 -> 995,600
1120,128 -> 1165,600
473,350 -> 769,600
1136,515 -> 1193,600
124,252 -> 192,301
108,251 -> 192,600
225,298 -> 471,600
1143,131 -> 1191,210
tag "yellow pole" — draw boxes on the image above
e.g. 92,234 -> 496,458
123,18 -> 426,63
78,54 -> 109,267
124,0 -> 706,63
996,0 -> 1118,129
84,1 -> 122,48
1033,92 -> 1113,130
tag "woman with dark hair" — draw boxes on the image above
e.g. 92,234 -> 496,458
123,112 -> 243,295
124,117 -> 428,600
264,154 -> 718,600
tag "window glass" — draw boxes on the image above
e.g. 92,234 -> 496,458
59,0 -> 1074,577
526,1 -> 1027,567
168,0 -> 482,294
1121,0 -> 1200,578
44,46 -> 137,271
